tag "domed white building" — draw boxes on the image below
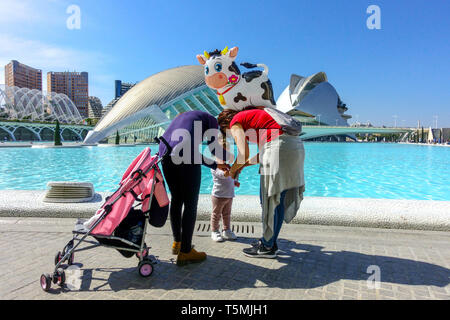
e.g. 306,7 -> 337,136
276,72 -> 352,127
84,65 -> 223,144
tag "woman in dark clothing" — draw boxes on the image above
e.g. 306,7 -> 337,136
159,111 -> 230,266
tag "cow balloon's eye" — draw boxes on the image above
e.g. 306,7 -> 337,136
205,66 -> 209,75
214,63 -> 222,72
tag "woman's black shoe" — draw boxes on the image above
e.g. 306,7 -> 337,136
243,240 -> 277,258
251,239 -> 279,253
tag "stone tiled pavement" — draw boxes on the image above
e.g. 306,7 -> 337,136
0,218 -> 449,300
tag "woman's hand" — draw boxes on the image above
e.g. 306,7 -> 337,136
231,155 -> 258,178
229,162 -> 243,179
234,164 -> 247,178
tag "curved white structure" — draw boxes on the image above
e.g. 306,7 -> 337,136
277,72 -> 351,127
0,86 -> 83,124
84,65 -> 223,144
78,66 -> 411,144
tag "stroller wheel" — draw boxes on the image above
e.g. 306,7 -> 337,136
138,261 -> 153,277
68,252 -> 74,265
54,251 -> 62,266
40,274 -> 52,292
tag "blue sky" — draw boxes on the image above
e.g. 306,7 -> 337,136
1,0 -> 449,127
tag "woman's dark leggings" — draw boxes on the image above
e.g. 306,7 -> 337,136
162,158 -> 201,253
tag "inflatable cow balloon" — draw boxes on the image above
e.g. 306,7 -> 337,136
196,46 -> 276,111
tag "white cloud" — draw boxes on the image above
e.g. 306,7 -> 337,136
0,34 -> 115,105
0,0 -> 64,25
0,34 -> 108,69
0,1 -> 40,23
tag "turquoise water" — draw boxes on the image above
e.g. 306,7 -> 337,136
0,143 -> 449,200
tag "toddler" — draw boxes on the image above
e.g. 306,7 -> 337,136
210,141 -> 239,242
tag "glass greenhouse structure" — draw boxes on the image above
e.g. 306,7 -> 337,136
0,85 -> 84,124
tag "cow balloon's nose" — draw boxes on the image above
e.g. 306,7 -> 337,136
206,73 -> 228,89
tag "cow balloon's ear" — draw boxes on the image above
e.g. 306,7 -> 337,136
229,47 -> 239,59
197,54 -> 207,65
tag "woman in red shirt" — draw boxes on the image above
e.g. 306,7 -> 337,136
219,107 -> 284,172
218,107 -> 305,259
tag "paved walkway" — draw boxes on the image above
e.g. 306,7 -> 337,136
0,218 -> 449,300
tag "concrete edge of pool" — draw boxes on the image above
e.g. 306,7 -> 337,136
0,190 -> 449,232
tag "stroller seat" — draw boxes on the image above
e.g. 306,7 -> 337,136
73,216 -> 139,240
73,217 -> 142,257
73,219 -> 89,234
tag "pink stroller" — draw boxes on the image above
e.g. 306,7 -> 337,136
40,137 -> 172,292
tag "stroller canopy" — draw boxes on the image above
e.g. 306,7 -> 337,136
87,147 -> 168,236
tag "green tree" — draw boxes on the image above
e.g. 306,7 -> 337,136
54,120 -> 62,146
115,131 -> 120,145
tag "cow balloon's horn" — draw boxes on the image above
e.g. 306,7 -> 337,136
204,51 -> 210,59
221,46 -> 229,55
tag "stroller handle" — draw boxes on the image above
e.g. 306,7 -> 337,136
154,136 -> 172,158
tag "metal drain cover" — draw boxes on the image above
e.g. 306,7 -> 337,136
194,222 -> 259,236
43,181 -> 95,203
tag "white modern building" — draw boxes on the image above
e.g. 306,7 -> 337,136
88,96 -> 103,119
277,72 -> 351,127
82,65 -> 410,144
83,65 -> 223,144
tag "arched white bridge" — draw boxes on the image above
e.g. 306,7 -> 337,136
0,121 -> 93,142
300,125 -> 414,140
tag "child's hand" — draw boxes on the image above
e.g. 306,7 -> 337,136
217,163 -> 230,174
234,180 -> 240,188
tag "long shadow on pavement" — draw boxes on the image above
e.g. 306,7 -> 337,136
65,238 -> 449,293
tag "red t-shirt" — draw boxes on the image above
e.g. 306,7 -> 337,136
230,109 -> 283,145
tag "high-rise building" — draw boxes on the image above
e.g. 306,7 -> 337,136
101,98 -> 119,118
4,60 -> 42,90
100,80 -> 137,120
115,80 -> 135,99
88,96 -> 103,119
47,71 -> 89,118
